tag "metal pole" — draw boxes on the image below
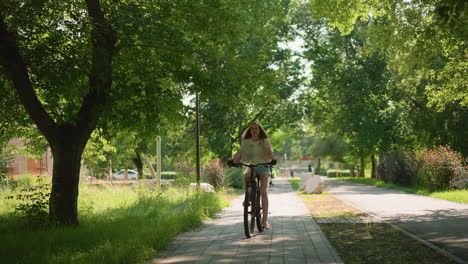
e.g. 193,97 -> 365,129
195,92 -> 200,187
157,136 -> 161,189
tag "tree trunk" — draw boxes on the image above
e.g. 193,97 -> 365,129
133,149 -> 143,179
49,133 -> 87,225
359,156 -> 365,177
378,153 -> 385,180
371,154 -> 377,179
350,165 -> 355,177
315,158 -> 321,175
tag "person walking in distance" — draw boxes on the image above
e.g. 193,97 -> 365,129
231,121 -> 275,230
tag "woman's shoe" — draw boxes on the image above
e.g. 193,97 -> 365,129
263,222 -> 272,230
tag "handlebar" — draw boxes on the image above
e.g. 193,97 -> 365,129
227,160 -> 277,168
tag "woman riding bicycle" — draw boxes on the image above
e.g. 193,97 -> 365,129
231,121 -> 274,230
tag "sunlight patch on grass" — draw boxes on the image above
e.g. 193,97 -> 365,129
430,189 -> 468,203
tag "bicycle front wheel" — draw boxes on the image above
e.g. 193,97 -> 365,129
255,188 -> 264,233
243,186 -> 255,238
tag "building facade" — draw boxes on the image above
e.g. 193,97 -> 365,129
5,138 -> 53,176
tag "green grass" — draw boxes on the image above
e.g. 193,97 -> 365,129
0,180 -> 229,264
335,177 -> 468,204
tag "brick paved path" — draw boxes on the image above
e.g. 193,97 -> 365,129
150,179 -> 343,264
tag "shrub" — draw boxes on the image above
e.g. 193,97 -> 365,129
377,152 -> 419,186
202,159 -> 224,189
174,155 -> 194,187
418,146 -> 466,191
224,167 -> 243,189
6,176 -> 50,226
175,155 -> 193,179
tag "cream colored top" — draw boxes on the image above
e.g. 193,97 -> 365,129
239,138 -> 272,164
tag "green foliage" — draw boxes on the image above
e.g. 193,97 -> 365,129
0,76 -> 32,145
377,146 -> 467,191
308,0 -> 467,110
377,152 -> 420,186
196,0 -> 306,161
224,167 -> 244,189
290,1 -> 468,167
294,5 -> 399,164
410,103 -> 468,157
173,154 -> 194,186
0,150 -> 13,180
5,176 -> 50,226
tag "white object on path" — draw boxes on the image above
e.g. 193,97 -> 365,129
299,174 -> 324,194
189,182 -> 215,192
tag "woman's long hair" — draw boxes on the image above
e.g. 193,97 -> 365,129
242,121 -> 269,140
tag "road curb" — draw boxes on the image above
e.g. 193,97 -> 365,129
328,179 -> 468,264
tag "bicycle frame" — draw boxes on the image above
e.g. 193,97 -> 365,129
229,161 -> 274,238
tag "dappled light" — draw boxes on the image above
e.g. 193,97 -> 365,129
151,180 -> 342,263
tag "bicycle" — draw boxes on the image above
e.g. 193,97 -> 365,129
228,160 -> 276,238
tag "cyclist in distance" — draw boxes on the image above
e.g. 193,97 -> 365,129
231,121 -> 275,230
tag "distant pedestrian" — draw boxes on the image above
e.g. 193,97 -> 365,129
308,163 -> 312,172
290,169 -> 294,178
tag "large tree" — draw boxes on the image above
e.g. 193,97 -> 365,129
291,4 -> 404,176
0,0 -> 271,225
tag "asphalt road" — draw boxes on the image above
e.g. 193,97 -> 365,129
323,178 -> 468,263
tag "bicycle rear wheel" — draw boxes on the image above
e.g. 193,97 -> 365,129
243,186 -> 256,238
